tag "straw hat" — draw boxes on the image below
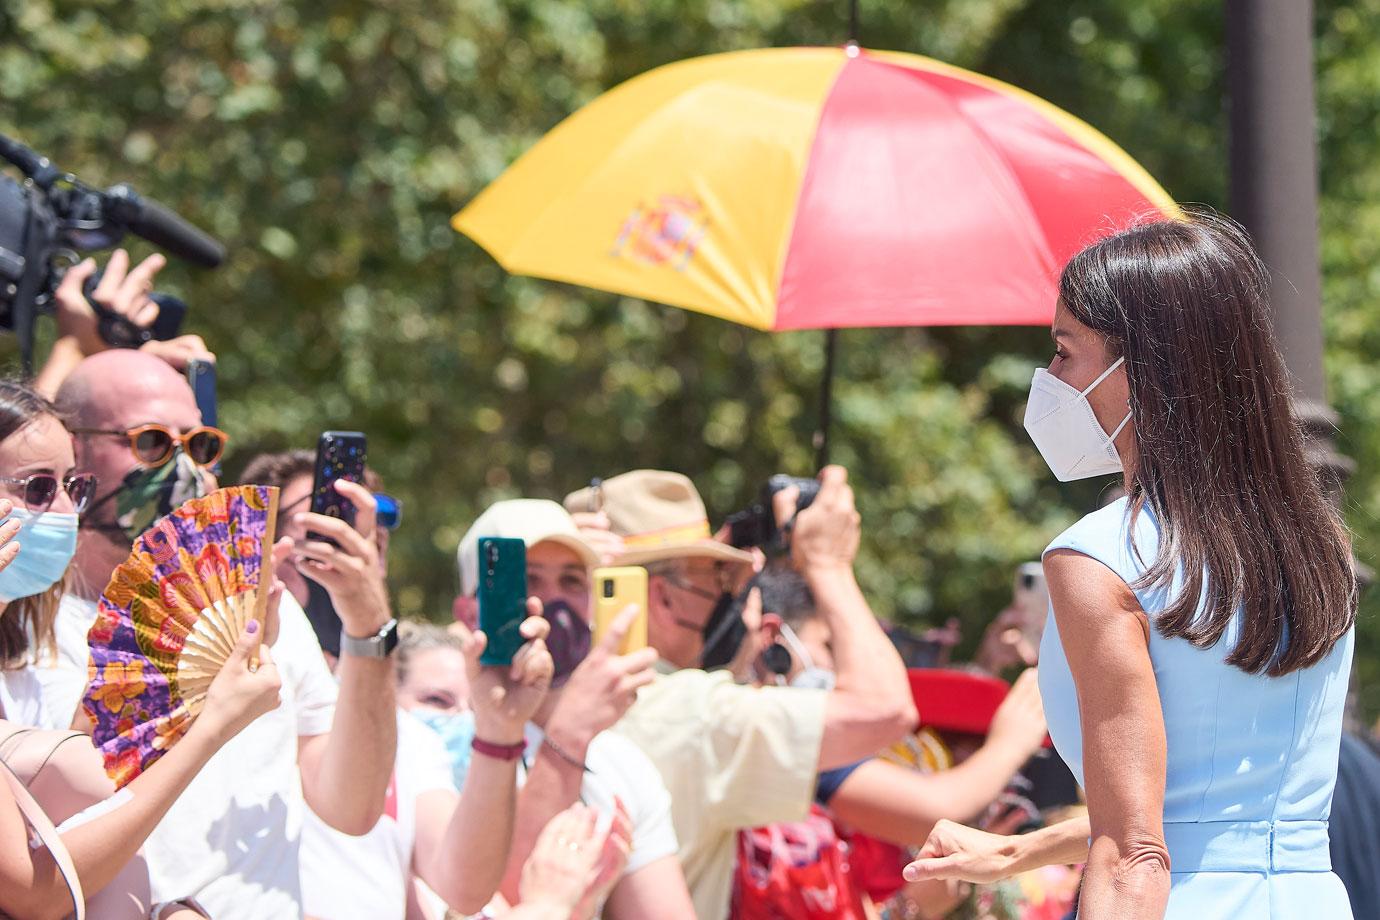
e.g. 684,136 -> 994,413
457,499 -> 599,596
564,470 -> 754,569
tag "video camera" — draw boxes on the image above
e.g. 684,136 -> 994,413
0,132 -> 225,371
724,474 -> 821,551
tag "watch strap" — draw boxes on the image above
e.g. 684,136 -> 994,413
339,618 -> 399,658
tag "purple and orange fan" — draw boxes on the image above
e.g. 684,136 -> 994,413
82,485 -> 279,788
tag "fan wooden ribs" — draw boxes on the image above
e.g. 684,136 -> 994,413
83,485 -> 280,788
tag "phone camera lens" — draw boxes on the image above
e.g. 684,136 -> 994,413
603,579 -> 615,598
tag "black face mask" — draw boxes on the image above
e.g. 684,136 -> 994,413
543,599 -> 592,687
698,590 -> 748,671
305,579 -> 341,657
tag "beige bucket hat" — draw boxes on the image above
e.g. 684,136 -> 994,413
564,470 -> 754,569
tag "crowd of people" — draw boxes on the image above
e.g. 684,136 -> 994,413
0,214 -> 1376,920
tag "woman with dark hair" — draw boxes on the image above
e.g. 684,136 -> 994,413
0,379 -> 104,731
0,377 -> 283,918
903,213 -> 1356,919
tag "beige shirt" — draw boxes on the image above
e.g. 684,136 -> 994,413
613,666 -> 827,920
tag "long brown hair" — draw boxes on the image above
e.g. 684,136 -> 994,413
1059,211 -> 1355,676
0,380 -> 72,669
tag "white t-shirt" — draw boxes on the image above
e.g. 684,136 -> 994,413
50,591 -> 98,671
17,592 -> 101,729
299,709 -> 457,920
0,666 -> 72,728
443,713 -> 679,879
44,592 -> 339,919
525,724 -> 678,877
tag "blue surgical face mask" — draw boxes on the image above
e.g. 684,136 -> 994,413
414,711 -> 480,790
0,509 -> 78,602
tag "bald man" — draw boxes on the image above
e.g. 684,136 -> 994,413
38,350 -> 399,920
59,351 -> 213,597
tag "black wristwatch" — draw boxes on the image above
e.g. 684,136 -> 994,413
339,618 -> 399,659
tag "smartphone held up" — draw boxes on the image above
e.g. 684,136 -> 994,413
301,430 -> 367,657
1012,561 -> 1049,651
477,537 -> 528,667
592,566 -> 648,654
311,431 -> 367,532
186,358 -> 217,429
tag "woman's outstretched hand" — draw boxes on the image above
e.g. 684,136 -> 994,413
903,818 -> 1022,886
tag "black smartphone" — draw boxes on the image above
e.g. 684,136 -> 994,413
477,537 -> 528,667
186,358 -> 217,429
310,431 -> 367,531
147,293 -> 187,341
303,431 -> 366,655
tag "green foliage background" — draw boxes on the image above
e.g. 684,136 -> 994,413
3,0 -> 1377,718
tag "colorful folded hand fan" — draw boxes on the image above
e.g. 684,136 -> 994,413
82,485 -> 279,787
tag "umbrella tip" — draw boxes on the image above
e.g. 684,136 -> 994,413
845,41 -> 861,58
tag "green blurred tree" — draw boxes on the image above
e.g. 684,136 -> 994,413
2,0 -> 1376,719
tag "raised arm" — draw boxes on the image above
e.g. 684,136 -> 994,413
34,252 -> 215,400
1044,548 -> 1169,918
495,605 -> 658,907
294,480 -> 398,835
1,623 -> 280,920
830,668 -> 1048,845
414,603 -> 554,914
780,467 -> 917,770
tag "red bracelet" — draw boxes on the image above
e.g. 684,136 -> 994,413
471,736 -> 526,761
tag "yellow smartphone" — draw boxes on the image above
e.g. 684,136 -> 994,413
593,566 -> 648,654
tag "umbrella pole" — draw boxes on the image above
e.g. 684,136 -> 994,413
814,328 -> 838,470
848,0 -> 860,43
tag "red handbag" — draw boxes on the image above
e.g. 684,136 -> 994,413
731,804 -> 869,920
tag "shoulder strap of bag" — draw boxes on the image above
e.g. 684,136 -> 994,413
1,759 -> 85,920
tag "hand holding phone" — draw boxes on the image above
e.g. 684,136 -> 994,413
301,431 -> 367,653
456,600 -> 554,739
294,479 -> 389,655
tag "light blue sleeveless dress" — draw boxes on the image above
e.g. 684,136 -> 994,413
1038,497 -> 1354,918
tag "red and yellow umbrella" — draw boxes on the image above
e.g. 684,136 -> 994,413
455,45 -> 1177,333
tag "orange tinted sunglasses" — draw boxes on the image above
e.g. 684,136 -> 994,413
72,424 -> 229,469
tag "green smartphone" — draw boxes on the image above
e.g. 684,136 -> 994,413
477,537 -> 528,667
